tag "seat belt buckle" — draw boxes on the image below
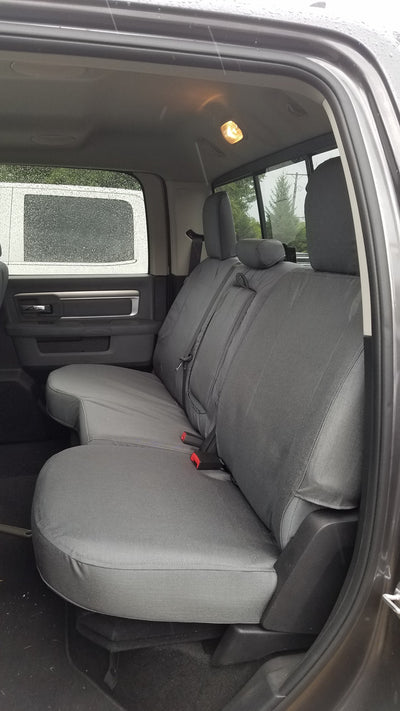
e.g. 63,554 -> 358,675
190,450 -> 224,470
181,431 -> 203,447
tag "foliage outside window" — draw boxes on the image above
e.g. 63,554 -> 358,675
216,178 -> 261,240
217,161 -> 308,255
217,149 -> 340,262
260,161 -> 308,253
0,165 -> 141,190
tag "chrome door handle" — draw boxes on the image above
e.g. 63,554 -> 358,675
21,304 -> 52,313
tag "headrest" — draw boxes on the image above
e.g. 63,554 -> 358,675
203,192 -> 237,260
305,157 -> 359,275
237,239 -> 285,269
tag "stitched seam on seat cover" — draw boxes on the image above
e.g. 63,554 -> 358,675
44,406 -> 79,433
34,527 -> 276,574
88,437 -> 188,453
279,347 -> 363,545
46,382 -> 77,409
287,348 -> 363,506
280,496 -> 302,548
80,400 -> 91,443
298,347 -> 363,491
47,380 -> 73,397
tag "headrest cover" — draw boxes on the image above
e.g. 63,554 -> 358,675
237,239 -> 285,269
203,192 -> 237,260
305,157 -> 359,275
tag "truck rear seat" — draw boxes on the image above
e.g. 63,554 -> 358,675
46,190 -> 238,431
32,158 -> 364,634
46,197 -> 293,452
73,240 -> 293,450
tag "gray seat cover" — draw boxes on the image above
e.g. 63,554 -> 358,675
48,240 -> 292,451
217,158 -> 364,548
47,364 -> 193,452
217,268 -> 363,548
46,191 -> 238,430
32,444 -> 278,623
32,158 -> 364,624
185,240 -> 294,437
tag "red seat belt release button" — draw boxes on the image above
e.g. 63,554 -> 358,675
190,452 -> 201,468
190,450 -> 223,470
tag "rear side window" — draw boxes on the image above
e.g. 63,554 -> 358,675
259,160 -> 308,254
0,166 -> 148,275
24,195 -> 135,263
217,148 -> 339,264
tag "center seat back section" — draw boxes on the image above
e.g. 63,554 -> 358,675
32,158 -> 364,642
184,239 -> 295,439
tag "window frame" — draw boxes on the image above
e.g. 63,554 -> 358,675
0,166 -> 149,277
214,143 -> 340,257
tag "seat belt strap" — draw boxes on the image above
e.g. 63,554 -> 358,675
177,262 -> 238,404
187,229 -> 204,274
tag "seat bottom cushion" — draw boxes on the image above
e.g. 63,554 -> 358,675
47,364 -> 191,452
32,444 -> 279,624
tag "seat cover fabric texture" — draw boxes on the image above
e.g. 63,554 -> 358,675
46,190 -> 238,430
47,240 -> 292,451
47,364 -> 193,452
32,444 -> 279,623
33,158 -> 364,625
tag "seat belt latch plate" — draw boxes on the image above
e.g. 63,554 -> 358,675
181,431 -> 203,447
190,450 -> 224,470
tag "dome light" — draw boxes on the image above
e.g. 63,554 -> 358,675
220,120 -> 243,145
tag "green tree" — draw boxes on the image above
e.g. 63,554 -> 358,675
0,164 -> 140,190
294,221 -> 307,252
219,178 -> 261,240
265,173 -> 299,245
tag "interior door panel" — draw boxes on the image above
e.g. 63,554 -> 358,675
4,275 -> 163,370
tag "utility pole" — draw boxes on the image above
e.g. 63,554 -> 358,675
286,171 -> 307,215
292,172 -> 298,212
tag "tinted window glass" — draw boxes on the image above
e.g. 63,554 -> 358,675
259,160 -> 308,253
0,165 -> 148,275
24,194 -> 134,263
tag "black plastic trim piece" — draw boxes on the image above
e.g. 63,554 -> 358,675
253,175 -> 267,240
212,625 -> 314,667
77,613 -> 224,654
262,510 -> 358,635
213,132 -> 335,187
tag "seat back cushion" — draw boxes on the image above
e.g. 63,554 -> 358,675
216,268 -> 363,549
185,241 -> 294,438
153,192 -> 238,404
217,158 -> 364,548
